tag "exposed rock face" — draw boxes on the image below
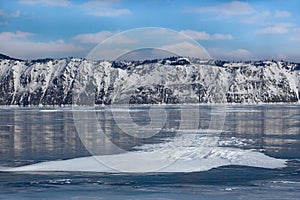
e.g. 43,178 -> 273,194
0,55 -> 299,105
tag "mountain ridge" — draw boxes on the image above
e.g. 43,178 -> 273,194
1,53 -> 299,65
0,54 -> 300,106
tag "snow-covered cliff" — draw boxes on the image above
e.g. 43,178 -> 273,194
0,55 -> 299,105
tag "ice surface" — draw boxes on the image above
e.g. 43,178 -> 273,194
1,134 -> 286,173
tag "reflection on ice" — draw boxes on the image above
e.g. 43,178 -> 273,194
0,104 -> 299,171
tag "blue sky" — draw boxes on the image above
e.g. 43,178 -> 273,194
0,0 -> 300,61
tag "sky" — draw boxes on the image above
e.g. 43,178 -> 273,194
0,0 -> 300,61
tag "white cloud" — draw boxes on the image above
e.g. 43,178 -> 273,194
241,10 -> 291,25
257,26 -> 288,34
159,42 -> 211,59
87,48 -> 131,61
274,10 -> 291,18
277,54 -> 287,60
212,33 -> 233,40
290,36 -> 300,41
257,23 -> 295,35
290,28 -> 300,41
188,1 -> 254,16
87,9 -> 130,17
180,30 -> 233,40
18,0 -> 130,16
0,31 -> 84,59
82,0 -> 131,17
18,0 -> 71,7
73,31 -> 136,45
240,11 -> 271,24
0,10 -> 20,18
73,31 -> 114,44
209,48 -> 252,60
0,31 -> 34,38
231,49 -> 251,57
104,35 -> 136,45
294,28 -> 300,32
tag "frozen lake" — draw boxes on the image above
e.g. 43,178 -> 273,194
0,104 -> 299,199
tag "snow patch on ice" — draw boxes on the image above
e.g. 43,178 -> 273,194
0,134 -> 286,173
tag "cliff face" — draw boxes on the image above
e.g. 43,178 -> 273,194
0,56 -> 299,105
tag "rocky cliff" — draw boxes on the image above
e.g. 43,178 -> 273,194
0,55 -> 299,105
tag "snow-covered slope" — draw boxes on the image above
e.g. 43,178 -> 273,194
0,55 -> 299,105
